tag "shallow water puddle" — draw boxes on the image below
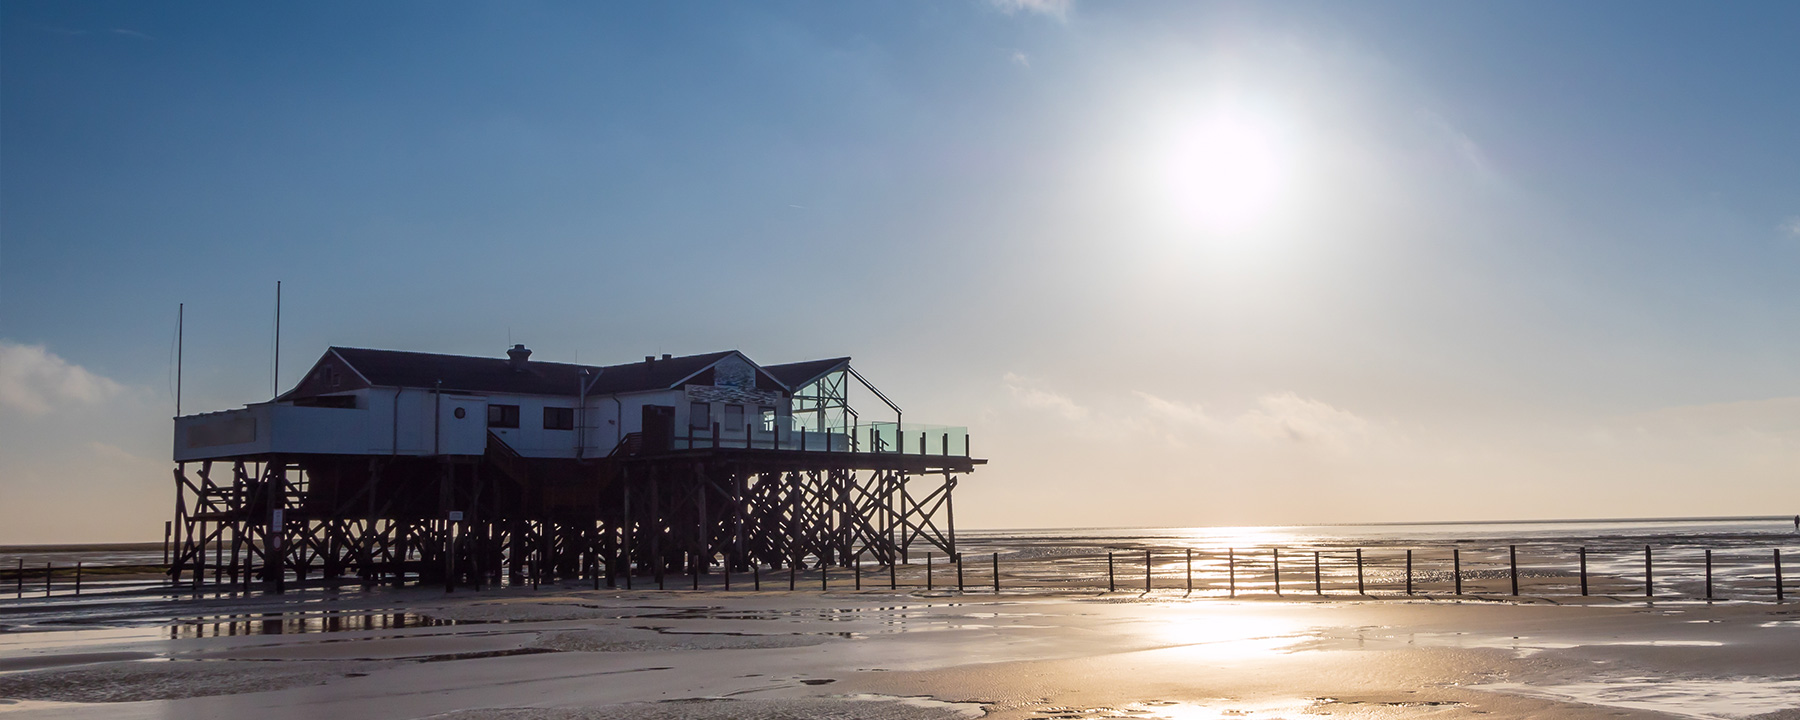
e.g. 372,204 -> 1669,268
838,693 -> 985,718
1479,677 -> 1800,719
167,610 -> 459,637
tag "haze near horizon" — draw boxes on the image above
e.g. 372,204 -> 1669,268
3,1 -> 1799,543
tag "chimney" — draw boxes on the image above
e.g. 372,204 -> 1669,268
644,355 -> 655,364
662,353 -> 672,360
507,344 -> 532,371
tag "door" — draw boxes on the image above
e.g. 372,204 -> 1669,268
641,405 -> 674,452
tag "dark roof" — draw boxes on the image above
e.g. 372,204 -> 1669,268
327,347 -> 741,397
584,351 -> 740,395
764,357 -> 850,390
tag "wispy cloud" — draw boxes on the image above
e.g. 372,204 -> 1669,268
1422,110 -> 1499,184
1003,372 -> 1089,421
1781,216 -> 1800,238
1235,392 -> 1377,450
0,341 -> 126,417
109,28 -> 156,41
1133,390 -> 1382,452
1010,51 -> 1031,69
990,0 -> 1071,22
1008,374 -> 1392,454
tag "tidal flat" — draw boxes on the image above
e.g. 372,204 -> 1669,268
2,583 -> 1798,719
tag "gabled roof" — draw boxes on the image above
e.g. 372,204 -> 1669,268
764,357 -> 851,390
585,350 -> 743,395
326,347 -> 743,397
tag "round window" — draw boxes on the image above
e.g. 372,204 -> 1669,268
453,407 -> 467,419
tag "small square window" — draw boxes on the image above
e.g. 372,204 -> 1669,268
487,404 -> 520,428
724,404 -> 744,432
543,406 -> 574,431
689,402 -> 711,429
759,406 -> 776,432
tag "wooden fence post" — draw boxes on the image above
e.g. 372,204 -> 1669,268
1108,552 -> 1115,593
75,562 -> 83,596
1579,547 -> 1588,596
956,553 -> 964,593
1273,548 -> 1281,596
1355,549 -> 1364,595
1509,545 -> 1519,596
1229,548 -> 1236,597
1313,551 -> 1322,595
1645,545 -> 1654,598
926,553 -> 933,591
1186,549 -> 1193,596
1453,548 -> 1462,595
1776,549 -> 1784,603
1405,549 -> 1413,595
1144,549 -> 1151,593
1705,548 -> 1713,601
992,553 -> 1000,594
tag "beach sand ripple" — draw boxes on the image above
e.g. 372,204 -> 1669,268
533,628 -> 835,653
0,659 -> 395,703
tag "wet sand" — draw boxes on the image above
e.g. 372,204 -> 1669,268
2,586 -> 1798,719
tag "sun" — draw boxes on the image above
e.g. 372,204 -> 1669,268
1160,110 -> 1289,236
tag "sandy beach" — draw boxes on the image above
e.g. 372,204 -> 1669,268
3,582 -> 1798,720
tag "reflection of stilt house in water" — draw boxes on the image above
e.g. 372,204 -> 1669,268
169,345 -> 980,588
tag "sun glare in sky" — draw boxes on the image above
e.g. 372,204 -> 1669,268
1160,107 -> 1290,236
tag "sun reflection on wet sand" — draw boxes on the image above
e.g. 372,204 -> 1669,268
1127,603 -> 1311,658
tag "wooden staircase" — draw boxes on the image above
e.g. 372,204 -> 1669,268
484,431 -> 530,485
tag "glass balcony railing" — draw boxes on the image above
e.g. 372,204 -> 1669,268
668,421 -> 971,456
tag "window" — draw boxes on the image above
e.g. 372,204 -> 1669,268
487,404 -> 520,428
724,404 -> 744,432
689,402 -> 711,430
759,406 -> 776,432
543,406 -> 575,431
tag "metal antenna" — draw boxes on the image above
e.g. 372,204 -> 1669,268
176,303 -> 184,417
273,281 -> 281,399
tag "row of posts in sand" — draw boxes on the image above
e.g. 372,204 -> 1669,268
6,559 -> 85,598
4,545 -> 1791,602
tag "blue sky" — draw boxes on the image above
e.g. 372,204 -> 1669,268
4,1 -> 1799,542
